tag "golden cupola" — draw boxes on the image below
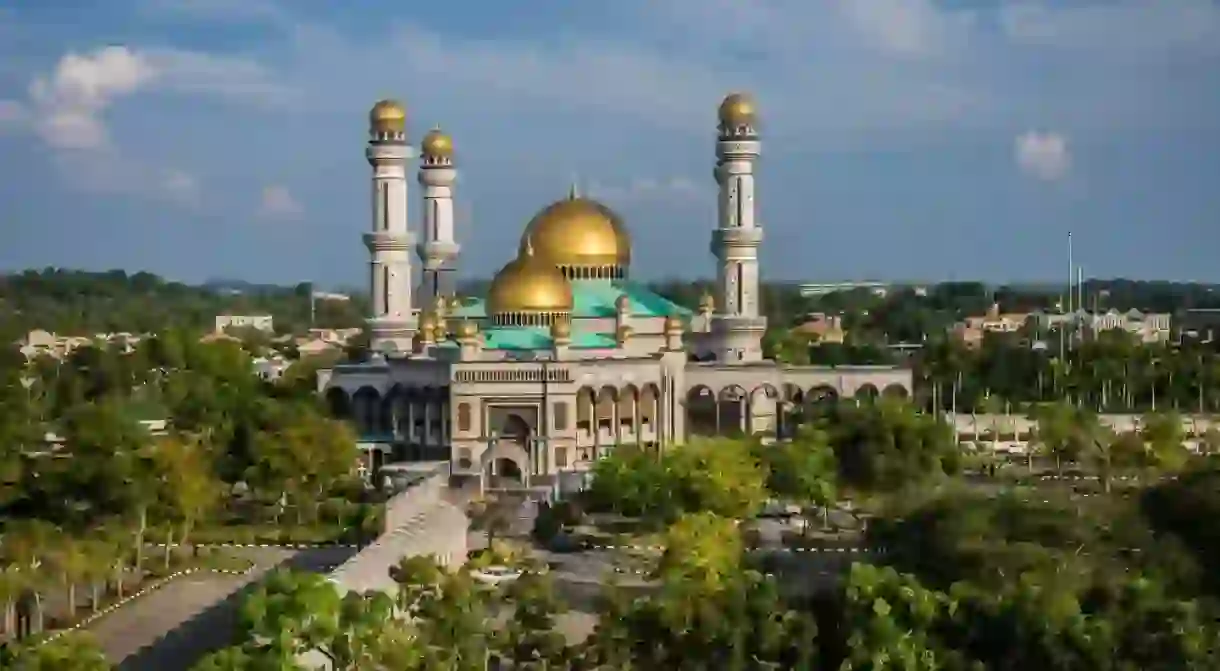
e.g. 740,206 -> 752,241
421,126 -> 453,164
520,185 -> 631,280
369,99 -> 407,137
486,239 -> 574,327
718,92 -> 757,134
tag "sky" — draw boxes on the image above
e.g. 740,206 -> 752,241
1,0 -> 1219,287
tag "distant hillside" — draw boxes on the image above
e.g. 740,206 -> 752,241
0,269 -> 367,339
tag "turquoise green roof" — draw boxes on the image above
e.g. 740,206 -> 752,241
451,280 -> 691,321
439,326 -> 617,351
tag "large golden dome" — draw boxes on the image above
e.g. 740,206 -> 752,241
369,99 -> 406,131
486,241 -> 574,326
718,92 -> 756,126
520,186 -> 630,279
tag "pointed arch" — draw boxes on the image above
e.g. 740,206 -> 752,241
686,384 -> 718,437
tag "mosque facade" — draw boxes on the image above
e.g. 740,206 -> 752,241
318,94 -> 912,490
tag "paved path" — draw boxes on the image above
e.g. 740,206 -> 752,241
83,547 -> 355,671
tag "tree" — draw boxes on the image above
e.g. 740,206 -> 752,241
755,426 -> 838,528
494,571 -> 572,669
0,631 -> 113,670
1140,411 -> 1190,473
151,432 -> 222,554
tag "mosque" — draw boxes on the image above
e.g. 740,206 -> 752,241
317,93 -> 912,491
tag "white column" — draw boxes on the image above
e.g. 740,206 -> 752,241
417,129 -> 461,304
711,95 -> 765,363
364,101 -> 417,354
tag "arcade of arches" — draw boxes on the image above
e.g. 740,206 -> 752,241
323,381 -> 909,470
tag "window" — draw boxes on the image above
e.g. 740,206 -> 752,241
555,447 -> 568,468
458,448 -> 472,470
380,183 -> 389,230
457,403 -> 472,433
553,402 -> 568,431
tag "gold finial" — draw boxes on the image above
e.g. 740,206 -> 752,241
420,313 -> 437,344
457,320 -> 478,339
550,317 -> 571,343
567,180 -> 580,200
523,234 -> 535,257
432,320 -> 447,342
664,314 -> 683,332
433,294 -> 448,316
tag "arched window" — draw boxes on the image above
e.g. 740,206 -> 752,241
553,402 -> 568,431
457,403 -> 472,433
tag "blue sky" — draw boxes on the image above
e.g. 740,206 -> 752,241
1,0 -> 1219,286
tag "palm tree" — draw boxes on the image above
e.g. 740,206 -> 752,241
51,535 -> 92,621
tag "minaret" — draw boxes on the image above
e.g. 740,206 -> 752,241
417,126 -> 460,303
711,92 -> 765,363
364,99 -> 417,353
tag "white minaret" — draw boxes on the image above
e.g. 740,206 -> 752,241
711,92 -> 766,363
364,99 -> 417,353
417,126 -> 460,302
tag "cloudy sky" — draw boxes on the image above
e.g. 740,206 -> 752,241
1,1 -> 1218,286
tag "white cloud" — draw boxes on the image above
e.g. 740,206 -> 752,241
28,46 -> 158,150
258,185 -> 303,219
1014,131 -> 1071,182
11,45 -> 291,203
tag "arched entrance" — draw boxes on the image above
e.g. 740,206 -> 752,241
483,413 -> 532,490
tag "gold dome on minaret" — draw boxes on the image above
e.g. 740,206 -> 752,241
718,92 -> 756,125
520,185 -> 631,277
369,99 -> 407,131
421,127 -> 453,158
486,240 -> 574,320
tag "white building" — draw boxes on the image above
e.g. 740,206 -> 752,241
319,94 -> 912,493
215,314 -> 275,333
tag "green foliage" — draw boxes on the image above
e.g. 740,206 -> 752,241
584,440 -> 767,522
0,268 -> 365,336
813,399 -> 960,493
0,632 -> 113,670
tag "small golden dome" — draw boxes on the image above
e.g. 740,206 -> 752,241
432,294 -> 448,315
718,92 -> 756,126
370,99 -> 406,130
422,127 -> 453,158
615,324 -> 634,343
457,320 -> 478,338
448,296 -> 462,311
520,189 -> 630,272
432,321 -> 448,341
664,314 -> 683,332
550,318 -> 571,341
419,314 -> 437,343
486,242 -> 574,317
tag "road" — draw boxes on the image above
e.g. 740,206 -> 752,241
84,546 -> 356,671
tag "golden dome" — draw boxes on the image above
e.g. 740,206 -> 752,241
520,187 -> 630,273
457,320 -> 478,339
550,318 -> 571,341
370,99 -> 406,130
615,324 -> 634,343
419,313 -> 437,343
664,314 -> 684,332
432,321 -> 448,341
718,92 -> 756,126
486,242 -> 574,317
421,127 -> 453,158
